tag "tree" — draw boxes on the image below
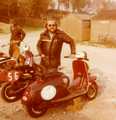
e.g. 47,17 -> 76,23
71,0 -> 87,12
31,0 -> 50,17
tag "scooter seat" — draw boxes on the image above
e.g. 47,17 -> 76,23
43,71 -> 64,79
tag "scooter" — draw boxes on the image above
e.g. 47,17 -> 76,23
1,46 -> 44,102
21,51 -> 98,118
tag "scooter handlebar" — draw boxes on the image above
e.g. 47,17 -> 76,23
64,55 -> 77,59
64,56 -> 70,58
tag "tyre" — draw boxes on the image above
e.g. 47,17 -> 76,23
1,83 -> 21,102
86,82 -> 98,100
27,104 -> 47,118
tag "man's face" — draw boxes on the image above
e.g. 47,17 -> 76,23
46,20 -> 57,33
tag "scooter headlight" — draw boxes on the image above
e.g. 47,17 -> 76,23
41,85 -> 56,101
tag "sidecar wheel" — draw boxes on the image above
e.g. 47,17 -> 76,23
86,82 -> 98,100
1,83 -> 21,102
27,105 -> 47,118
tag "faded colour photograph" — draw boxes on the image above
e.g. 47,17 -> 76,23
0,0 -> 116,120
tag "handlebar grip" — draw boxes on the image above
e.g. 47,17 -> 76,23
64,56 -> 70,58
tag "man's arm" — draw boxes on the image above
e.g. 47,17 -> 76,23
61,32 -> 76,54
37,33 -> 43,56
20,29 -> 25,41
18,26 -> 25,41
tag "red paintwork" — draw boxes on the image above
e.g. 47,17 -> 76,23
0,59 -> 16,83
21,55 -> 98,117
0,69 -> 8,83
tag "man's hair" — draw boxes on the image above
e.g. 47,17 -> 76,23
44,17 -> 57,28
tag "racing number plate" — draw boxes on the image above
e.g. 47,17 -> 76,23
8,71 -> 19,81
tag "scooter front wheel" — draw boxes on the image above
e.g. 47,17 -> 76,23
1,83 -> 21,102
86,82 -> 98,100
27,105 -> 47,118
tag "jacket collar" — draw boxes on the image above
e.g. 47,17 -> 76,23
43,29 -> 61,36
42,29 -> 62,40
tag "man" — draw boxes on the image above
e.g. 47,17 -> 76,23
9,20 -> 25,61
37,19 -> 76,72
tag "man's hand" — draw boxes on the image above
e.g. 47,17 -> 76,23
41,54 -> 45,58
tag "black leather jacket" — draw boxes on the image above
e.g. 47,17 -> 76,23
37,29 -> 76,69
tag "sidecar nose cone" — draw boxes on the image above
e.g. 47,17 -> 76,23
41,85 -> 56,101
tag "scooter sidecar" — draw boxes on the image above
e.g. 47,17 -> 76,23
22,71 -> 70,117
22,52 -> 98,118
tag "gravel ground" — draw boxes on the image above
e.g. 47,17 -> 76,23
0,29 -> 116,120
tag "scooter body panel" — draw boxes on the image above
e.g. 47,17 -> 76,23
21,54 -> 98,117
